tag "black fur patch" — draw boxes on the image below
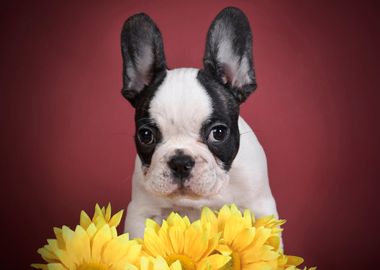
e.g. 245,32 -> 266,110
133,73 -> 166,166
197,70 -> 240,171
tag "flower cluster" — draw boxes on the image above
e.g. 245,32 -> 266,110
33,204 -> 315,270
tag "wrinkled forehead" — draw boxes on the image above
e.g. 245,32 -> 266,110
148,68 -> 212,138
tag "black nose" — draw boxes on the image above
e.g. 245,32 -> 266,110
168,154 -> 195,179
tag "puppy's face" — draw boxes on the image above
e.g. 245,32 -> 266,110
121,8 -> 257,198
134,68 -> 240,198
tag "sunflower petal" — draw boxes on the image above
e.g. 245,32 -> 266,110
232,227 -> 255,251
170,260 -> 182,270
286,255 -> 304,266
80,210 -> 92,229
169,226 -> 185,254
198,254 -> 230,270
46,263 -> 67,270
31,264 -> 48,270
144,227 -> 166,257
105,203 -> 112,221
109,209 -> 124,227
244,262 -> 273,270
65,225 -> 91,265
91,224 -> 112,260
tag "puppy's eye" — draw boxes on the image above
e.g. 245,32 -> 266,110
138,128 -> 155,145
208,125 -> 229,143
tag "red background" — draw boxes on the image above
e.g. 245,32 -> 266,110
1,1 -> 379,269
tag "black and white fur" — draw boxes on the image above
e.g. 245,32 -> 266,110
121,7 -> 278,237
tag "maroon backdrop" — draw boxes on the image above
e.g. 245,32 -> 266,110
1,1 -> 379,269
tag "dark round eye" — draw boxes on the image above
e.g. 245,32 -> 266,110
138,128 -> 155,145
208,125 -> 229,143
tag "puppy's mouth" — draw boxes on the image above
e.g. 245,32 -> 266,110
167,184 -> 202,199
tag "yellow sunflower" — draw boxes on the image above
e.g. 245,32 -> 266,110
32,206 -> 141,270
142,212 -> 231,270
200,205 -> 308,270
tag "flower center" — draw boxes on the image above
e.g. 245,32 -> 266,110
78,262 -> 108,270
167,254 -> 196,270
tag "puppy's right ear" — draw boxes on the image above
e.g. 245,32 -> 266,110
121,13 -> 167,107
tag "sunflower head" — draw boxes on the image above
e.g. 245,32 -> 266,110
142,212 -> 230,270
200,204 -> 313,270
32,205 -> 140,270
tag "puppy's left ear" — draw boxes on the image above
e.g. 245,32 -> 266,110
203,7 -> 257,103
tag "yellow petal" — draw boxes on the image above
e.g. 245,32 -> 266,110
65,225 -> 91,265
145,218 -> 160,232
223,216 -> 244,245
251,227 -> 271,249
80,211 -> 92,229
241,245 -> 278,264
124,263 -> 139,270
184,224 -> 201,255
217,205 -> 232,231
153,256 -> 170,270
91,224 -> 112,260
243,209 -> 253,228
118,241 -> 142,266
105,203 -> 112,221
47,264 -> 67,270
102,234 -> 130,265
61,226 -> 74,243
53,228 -> 65,249
109,209 -> 124,227
31,264 -> 48,270
144,227 -> 166,257
169,226 -> 185,254
286,255 -> 304,266
198,254 -> 230,270
216,244 -> 232,256
230,204 -> 241,216
111,226 -> 118,238
266,236 -> 280,251
185,225 -> 209,261
244,262 -> 273,270
53,249 -> 75,269
232,227 -> 255,251
200,207 -> 218,236
167,213 -> 189,230
86,223 -> 97,238
170,260 -> 182,270
37,246 -> 57,262
140,256 -> 152,270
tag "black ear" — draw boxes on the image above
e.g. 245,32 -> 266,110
203,7 -> 257,103
121,13 -> 167,106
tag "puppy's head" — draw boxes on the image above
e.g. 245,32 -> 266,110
121,7 -> 257,199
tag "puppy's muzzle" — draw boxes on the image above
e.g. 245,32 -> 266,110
168,153 -> 195,181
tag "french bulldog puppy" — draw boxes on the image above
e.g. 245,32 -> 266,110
121,7 -> 279,238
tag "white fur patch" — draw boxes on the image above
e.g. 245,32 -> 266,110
149,68 -> 212,139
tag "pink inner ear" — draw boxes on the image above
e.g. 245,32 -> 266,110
221,63 -> 234,85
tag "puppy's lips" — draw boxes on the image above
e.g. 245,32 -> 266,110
167,187 -> 202,200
